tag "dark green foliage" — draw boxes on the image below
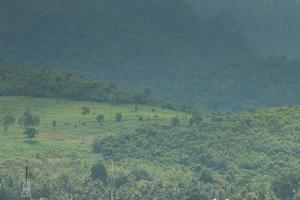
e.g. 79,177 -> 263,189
115,113 -> 123,122
199,170 -> 214,183
191,114 -> 202,125
0,175 -> 21,200
1,115 -> 15,131
130,170 -> 152,182
81,107 -> 90,115
170,117 -> 180,126
96,114 -> 104,124
22,111 -> 40,127
52,120 -> 57,127
114,176 -> 129,189
0,67 -> 152,105
271,174 -> 300,200
0,173 -> 280,199
90,162 -> 108,184
24,127 -> 39,140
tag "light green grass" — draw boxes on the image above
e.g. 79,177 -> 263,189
0,96 -> 189,177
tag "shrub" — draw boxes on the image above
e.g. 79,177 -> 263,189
116,113 -> 123,122
96,114 -> 105,124
90,162 -> 108,184
171,117 -> 180,126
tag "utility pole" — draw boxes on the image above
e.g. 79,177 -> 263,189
21,165 -> 31,200
110,144 -> 115,200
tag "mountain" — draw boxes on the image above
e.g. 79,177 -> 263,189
5,1 -> 300,111
0,0 -> 254,110
0,0 -> 251,69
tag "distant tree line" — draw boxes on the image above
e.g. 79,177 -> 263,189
0,66 -> 154,105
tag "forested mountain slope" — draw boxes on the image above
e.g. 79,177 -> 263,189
0,0 -> 251,70
2,1 -> 300,111
0,66 -> 152,104
0,0 -> 254,111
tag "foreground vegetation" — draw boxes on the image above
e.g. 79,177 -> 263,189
1,96 -> 300,199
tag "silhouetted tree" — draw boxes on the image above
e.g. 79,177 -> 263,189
81,107 -> 90,115
1,115 -> 15,131
22,111 -> 40,127
115,113 -> 123,122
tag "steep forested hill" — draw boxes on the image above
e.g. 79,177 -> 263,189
2,1 -> 300,111
0,0 -> 254,110
0,0 -> 251,70
0,66 -> 152,104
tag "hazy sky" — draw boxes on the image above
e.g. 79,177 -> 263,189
185,0 -> 300,58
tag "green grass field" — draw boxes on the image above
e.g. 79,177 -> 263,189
3,96 -> 300,187
0,96 -> 188,178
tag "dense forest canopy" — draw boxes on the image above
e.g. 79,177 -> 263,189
0,66 -> 153,105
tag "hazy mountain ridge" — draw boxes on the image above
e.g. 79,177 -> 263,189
2,1 -> 300,111
185,0 -> 300,57
0,0 -> 251,72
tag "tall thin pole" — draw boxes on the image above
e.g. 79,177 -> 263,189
111,159 -> 114,200
21,165 -> 31,200
110,144 -> 115,200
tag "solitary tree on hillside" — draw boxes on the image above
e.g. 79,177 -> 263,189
115,113 -> 123,122
1,115 -> 15,131
22,111 -> 41,127
81,107 -> 90,115
20,111 -> 41,141
96,114 -> 105,124
24,127 -> 39,141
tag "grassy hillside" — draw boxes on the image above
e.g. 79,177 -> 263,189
0,96 -> 187,176
1,96 -> 300,199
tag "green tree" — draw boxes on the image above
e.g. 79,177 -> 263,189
96,114 -> 105,124
115,113 -> 123,122
24,127 -> 39,141
81,107 -> 90,115
22,111 -> 40,127
90,162 -> 108,184
1,115 -> 15,131
171,117 -> 180,126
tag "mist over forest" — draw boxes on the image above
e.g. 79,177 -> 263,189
1,0 -> 300,110
1,1 -> 300,199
